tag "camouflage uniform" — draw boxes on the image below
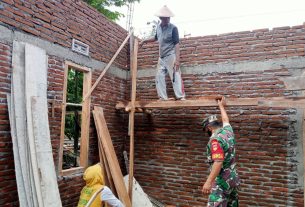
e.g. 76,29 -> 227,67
206,124 -> 240,207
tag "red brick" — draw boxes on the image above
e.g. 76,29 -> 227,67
1,0 -> 14,5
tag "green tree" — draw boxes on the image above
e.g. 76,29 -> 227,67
84,0 -> 140,21
63,69 -> 83,169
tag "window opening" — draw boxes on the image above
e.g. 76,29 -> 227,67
59,62 -> 91,175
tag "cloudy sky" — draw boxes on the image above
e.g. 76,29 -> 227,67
112,0 -> 305,38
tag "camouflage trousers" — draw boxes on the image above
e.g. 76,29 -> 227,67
207,184 -> 239,207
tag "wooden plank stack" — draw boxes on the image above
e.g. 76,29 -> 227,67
8,42 -> 62,207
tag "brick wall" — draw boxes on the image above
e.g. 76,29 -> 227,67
0,42 -> 18,206
138,25 -> 305,69
131,70 -> 303,206
131,27 -> 305,206
0,0 -> 129,69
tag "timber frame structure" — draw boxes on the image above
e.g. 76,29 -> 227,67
1,1 -> 305,206
120,34 -> 305,206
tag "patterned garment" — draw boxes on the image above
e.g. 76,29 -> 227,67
206,124 -> 240,207
208,184 -> 239,207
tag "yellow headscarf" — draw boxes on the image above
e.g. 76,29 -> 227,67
77,164 -> 105,207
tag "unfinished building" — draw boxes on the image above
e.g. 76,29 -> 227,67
0,0 -> 305,206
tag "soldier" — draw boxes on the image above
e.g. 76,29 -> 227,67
201,97 -> 240,207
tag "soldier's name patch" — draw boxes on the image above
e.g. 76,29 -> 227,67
211,140 -> 224,161
212,153 -> 224,159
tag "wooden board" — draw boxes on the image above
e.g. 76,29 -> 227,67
95,118 -> 116,195
12,41 -> 36,207
58,63 -> 69,174
117,97 -> 305,110
25,44 -> 47,207
116,97 -> 259,110
7,94 -> 27,206
25,44 -> 62,207
93,107 -> 131,207
79,68 -> 92,168
31,97 -> 62,207
102,146 -> 117,196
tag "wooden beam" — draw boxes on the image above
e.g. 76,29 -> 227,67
102,146 -> 117,196
116,97 -> 305,110
93,107 -> 131,207
258,97 -> 305,108
60,167 -> 84,176
31,96 -> 62,206
65,61 -> 90,72
128,38 -> 138,202
116,97 -> 259,110
97,122 -> 116,195
82,31 -> 133,102
79,69 -> 92,168
58,63 -> 69,174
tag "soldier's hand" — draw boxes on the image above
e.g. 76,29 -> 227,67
202,181 -> 212,194
217,96 -> 226,107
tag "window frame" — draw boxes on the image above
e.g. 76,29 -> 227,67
58,61 -> 91,176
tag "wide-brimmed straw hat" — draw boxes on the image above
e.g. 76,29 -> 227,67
155,5 -> 175,17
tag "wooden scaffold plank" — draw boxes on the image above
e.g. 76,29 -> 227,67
258,97 -> 305,108
116,96 -> 305,111
116,97 -> 259,111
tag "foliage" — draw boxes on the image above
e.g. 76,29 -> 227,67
83,0 -> 140,21
63,68 -> 84,169
67,69 -> 83,104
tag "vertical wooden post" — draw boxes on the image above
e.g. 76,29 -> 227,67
128,33 -> 134,136
128,37 -> 138,203
58,64 -> 69,174
80,69 -> 91,168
